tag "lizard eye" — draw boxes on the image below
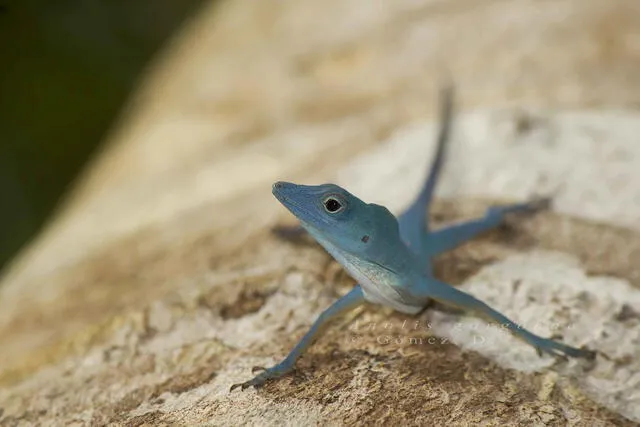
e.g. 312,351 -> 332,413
323,197 -> 343,213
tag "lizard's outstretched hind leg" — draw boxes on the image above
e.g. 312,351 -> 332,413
413,277 -> 595,360
424,197 -> 550,257
398,84 -> 455,252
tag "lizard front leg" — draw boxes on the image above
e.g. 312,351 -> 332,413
231,284 -> 366,390
424,197 -> 551,257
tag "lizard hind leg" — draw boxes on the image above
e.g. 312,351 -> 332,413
413,277 -> 595,360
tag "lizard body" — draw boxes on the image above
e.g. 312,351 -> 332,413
231,87 -> 594,391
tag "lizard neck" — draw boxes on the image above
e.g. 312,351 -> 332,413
300,221 -> 426,314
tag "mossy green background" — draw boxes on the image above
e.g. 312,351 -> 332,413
0,0 -> 207,271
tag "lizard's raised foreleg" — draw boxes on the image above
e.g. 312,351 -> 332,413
424,197 -> 550,257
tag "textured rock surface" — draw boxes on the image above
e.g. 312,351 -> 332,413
1,0 -> 640,425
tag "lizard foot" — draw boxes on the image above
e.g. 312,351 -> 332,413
230,363 -> 291,391
532,336 -> 596,361
489,196 -> 552,220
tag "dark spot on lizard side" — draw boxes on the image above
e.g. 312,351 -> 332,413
361,235 -> 370,243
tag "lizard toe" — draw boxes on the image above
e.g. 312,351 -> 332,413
230,364 -> 291,392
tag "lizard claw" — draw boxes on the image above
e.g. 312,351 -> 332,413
230,363 -> 291,392
555,352 -> 570,364
532,336 -> 595,362
576,347 -> 597,361
492,196 -> 552,220
229,382 -> 249,392
535,345 -> 568,362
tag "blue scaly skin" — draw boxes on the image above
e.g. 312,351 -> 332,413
231,86 -> 595,391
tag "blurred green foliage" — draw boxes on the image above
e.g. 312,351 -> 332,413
0,0 -> 207,272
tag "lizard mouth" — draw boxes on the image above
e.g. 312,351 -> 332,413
272,181 -> 291,197
272,181 -> 309,219
272,181 -> 297,210
272,181 -> 332,229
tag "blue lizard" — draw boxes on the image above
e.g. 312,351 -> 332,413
231,86 -> 594,391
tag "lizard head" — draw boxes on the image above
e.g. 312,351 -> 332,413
272,181 -> 401,257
